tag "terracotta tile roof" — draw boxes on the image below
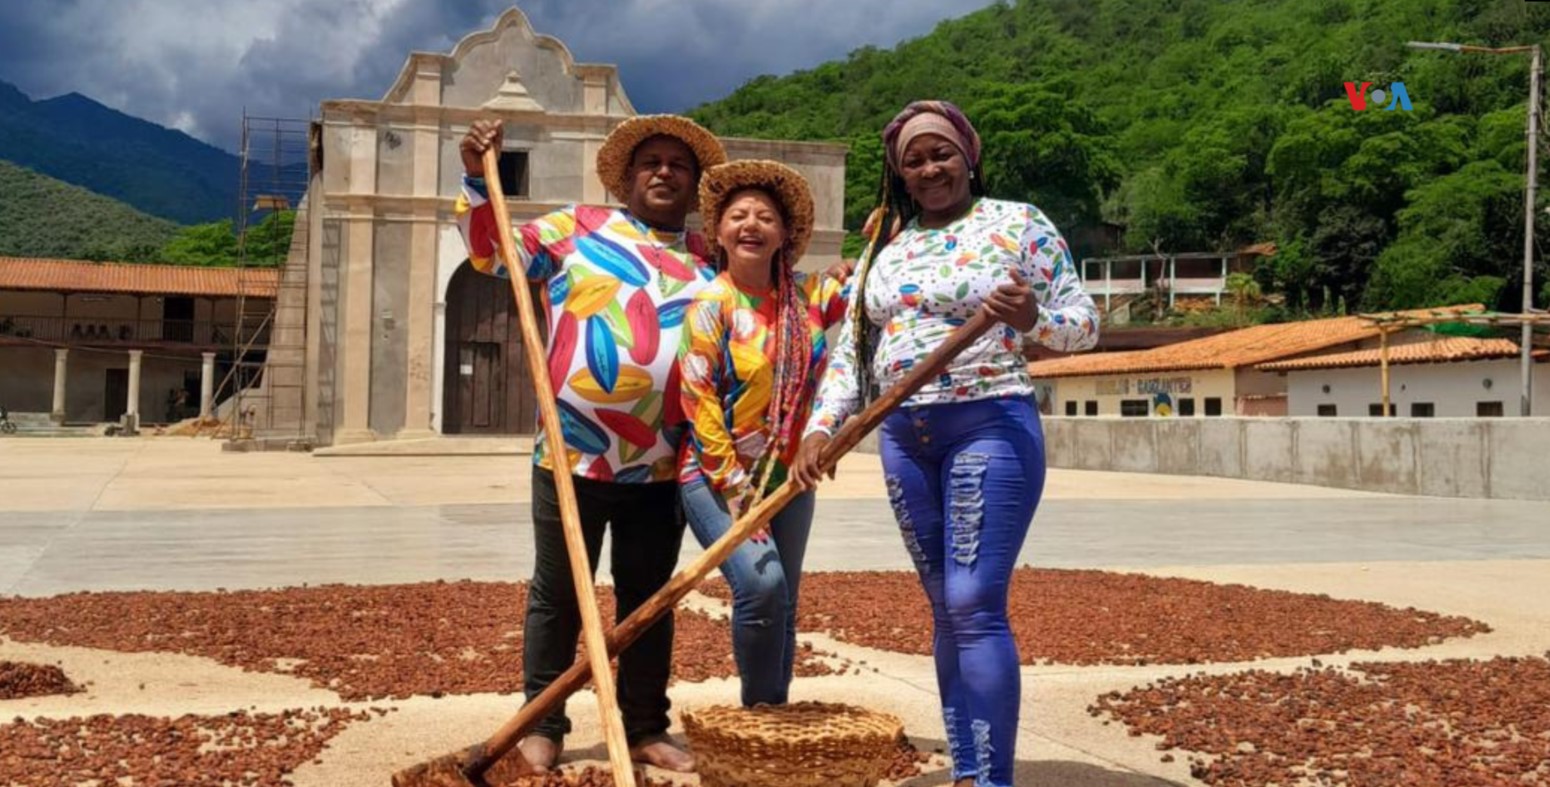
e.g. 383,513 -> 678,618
0,257 -> 277,298
1257,336 -> 1543,371
1026,305 -> 1485,379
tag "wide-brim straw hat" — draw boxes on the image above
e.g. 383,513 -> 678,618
596,115 -> 728,209
698,160 -> 816,263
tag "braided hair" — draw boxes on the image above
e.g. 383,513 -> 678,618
715,194 -> 818,513
741,246 -> 813,510
848,126 -> 988,404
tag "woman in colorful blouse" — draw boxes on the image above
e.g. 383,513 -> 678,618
793,101 -> 1099,787
677,160 -> 846,707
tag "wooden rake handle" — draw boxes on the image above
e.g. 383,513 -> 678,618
480,148 -> 638,787
460,306 -> 998,781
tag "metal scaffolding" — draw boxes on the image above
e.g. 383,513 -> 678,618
222,112 -> 313,448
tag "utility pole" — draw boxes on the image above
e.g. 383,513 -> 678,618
1409,41 -> 1542,415
1520,45 -> 1540,416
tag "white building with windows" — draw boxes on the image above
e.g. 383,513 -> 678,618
1258,335 -> 1550,418
1027,305 -> 1504,418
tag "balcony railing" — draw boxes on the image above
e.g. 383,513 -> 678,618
0,315 -> 257,347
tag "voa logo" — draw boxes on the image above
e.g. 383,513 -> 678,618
1344,81 -> 1413,111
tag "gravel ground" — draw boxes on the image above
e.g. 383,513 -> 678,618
700,569 -> 1490,665
0,660 -> 80,700
0,707 -> 376,787
0,582 -> 842,702
1091,655 -> 1550,786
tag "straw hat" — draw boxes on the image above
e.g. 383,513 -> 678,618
595,115 -> 728,209
698,160 -> 816,263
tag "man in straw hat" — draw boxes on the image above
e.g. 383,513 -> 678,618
455,114 -> 729,773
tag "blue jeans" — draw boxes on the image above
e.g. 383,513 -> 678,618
879,395 -> 1045,787
681,476 -> 816,707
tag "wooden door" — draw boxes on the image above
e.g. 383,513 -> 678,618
442,265 -> 542,435
104,369 -> 128,422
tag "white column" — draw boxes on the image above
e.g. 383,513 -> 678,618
1168,256 -> 1177,309
336,218 -> 377,444
126,349 -> 143,422
400,220 -> 438,440
1104,260 -> 1112,314
200,352 -> 216,419
51,348 -> 68,423
430,300 -> 447,434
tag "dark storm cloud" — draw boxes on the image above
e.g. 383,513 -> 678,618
0,0 -> 994,151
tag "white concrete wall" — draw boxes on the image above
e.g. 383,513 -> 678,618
1041,416 -> 1550,501
1284,359 -> 1550,417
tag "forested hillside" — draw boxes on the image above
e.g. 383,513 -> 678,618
0,159 -> 180,260
0,79 -> 239,225
690,0 -> 1550,313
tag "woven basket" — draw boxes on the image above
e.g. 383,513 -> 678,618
682,701 -> 903,787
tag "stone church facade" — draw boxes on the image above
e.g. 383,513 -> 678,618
263,8 -> 849,446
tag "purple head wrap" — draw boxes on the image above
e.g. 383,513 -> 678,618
882,100 -> 982,174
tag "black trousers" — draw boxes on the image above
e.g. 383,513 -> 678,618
524,466 -> 685,744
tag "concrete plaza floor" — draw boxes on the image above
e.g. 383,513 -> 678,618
1,437 -> 1548,786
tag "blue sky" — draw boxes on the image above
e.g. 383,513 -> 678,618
0,0 -> 995,152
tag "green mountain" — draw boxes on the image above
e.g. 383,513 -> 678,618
0,159 -> 181,260
0,80 -> 239,225
690,0 -> 1550,314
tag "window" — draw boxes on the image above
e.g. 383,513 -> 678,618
1065,401 -> 1078,416
1477,401 -> 1504,418
1203,397 -> 1223,416
497,150 -> 529,197
1177,398 -> 1196,416
1120,399 -> 1150,417
1316,404 -> 1338,417
1369,403 -> 1396,417
1084,400 -> 1098,416
1410,402 -> 1435,418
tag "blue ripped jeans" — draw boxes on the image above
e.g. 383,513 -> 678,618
879,395 -> 1045,787
681,476 -> 816,707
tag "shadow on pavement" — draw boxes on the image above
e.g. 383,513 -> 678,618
892,735 -> 1186,787
894,760 -> 1184,786
562,734 -> 1187,786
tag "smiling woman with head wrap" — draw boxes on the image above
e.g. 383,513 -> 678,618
792,100 -> 1099,787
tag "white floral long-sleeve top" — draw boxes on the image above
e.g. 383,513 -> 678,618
804,198 -> 1099,437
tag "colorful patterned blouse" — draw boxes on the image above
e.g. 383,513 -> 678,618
678,271 -> 847,501
456,177 -> 715,482
805,198 -> 1098,437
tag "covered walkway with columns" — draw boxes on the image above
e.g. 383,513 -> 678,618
0,258 -> 277,429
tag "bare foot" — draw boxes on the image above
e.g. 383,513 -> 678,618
629,735 -> 696,773
517,735 -> 562,773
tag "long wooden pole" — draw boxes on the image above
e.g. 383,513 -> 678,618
446,309 -> 998,783
1380,328 -> 1391,417
480,148 -> 637,787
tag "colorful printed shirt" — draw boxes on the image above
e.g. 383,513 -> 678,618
805,198 -> 1099,437
456,177 -> 716,482
678,271 -> 847,502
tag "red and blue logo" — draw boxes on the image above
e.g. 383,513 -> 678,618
1344,81 -> 1413,111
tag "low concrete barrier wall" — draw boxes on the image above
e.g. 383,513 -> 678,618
1037,417 -> 1550,501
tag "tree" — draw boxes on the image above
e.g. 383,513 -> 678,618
157,210 -> 294,267
968,83 -> 1119,234
160,219 -> 238,266
686,0 -> 1550,314
1225,271 -> 1262,326
1364,161 -> 1521,310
